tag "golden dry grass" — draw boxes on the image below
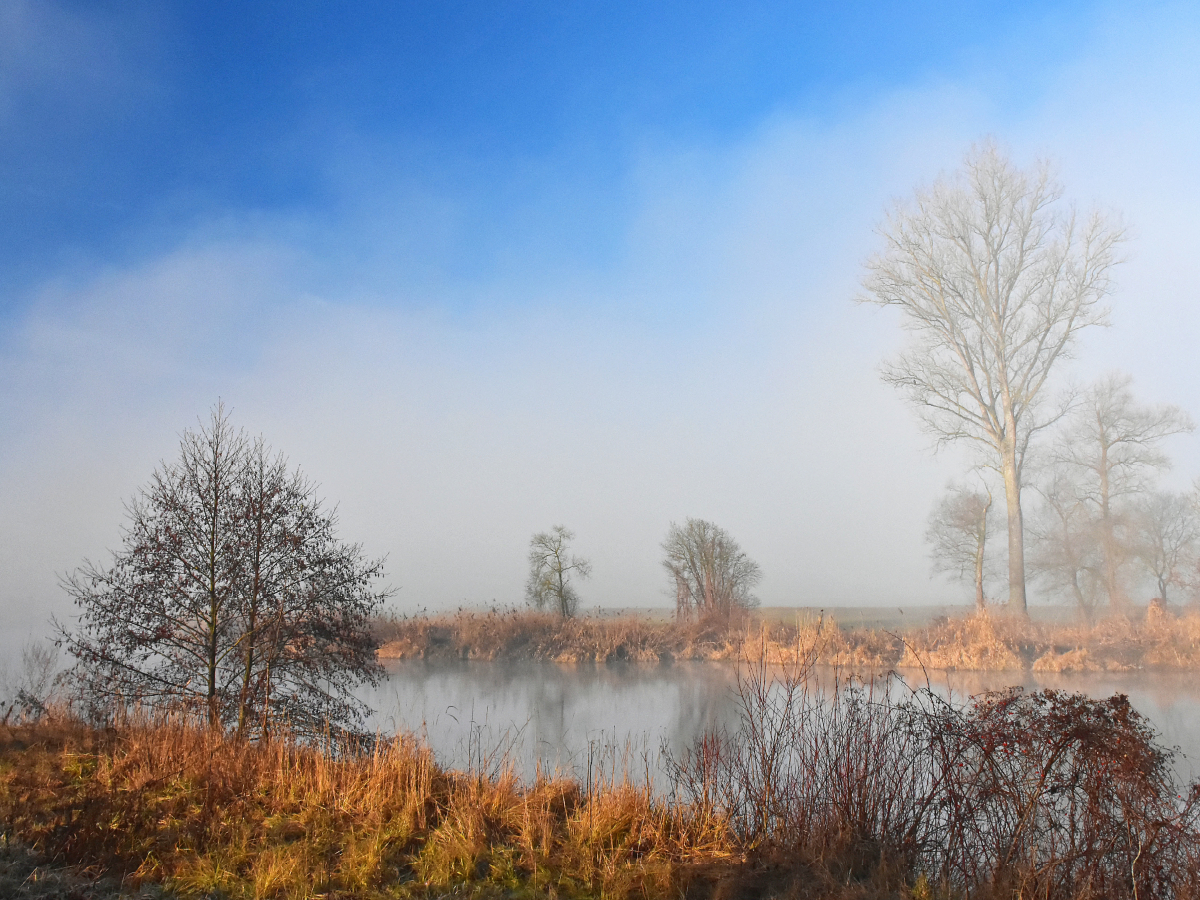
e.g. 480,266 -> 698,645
0,717 -> 733,899
375,609 -> 747,664
377,606 -> 1200,672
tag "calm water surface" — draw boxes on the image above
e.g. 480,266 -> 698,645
363,661 -> 1200,785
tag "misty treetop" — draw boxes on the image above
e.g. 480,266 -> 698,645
663,518 -> 761,621
1024,374 -> 1196,618
525,525 -> 591,617
60,404 -> 391,736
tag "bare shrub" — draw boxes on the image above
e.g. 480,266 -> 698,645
668,646 -> 1200,898
0,641 -> 62,726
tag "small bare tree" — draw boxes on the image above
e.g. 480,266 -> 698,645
60,405 -> 389,735
926,484 -> 994,610
1133,491 -> 1198,606
525,526 -> 591,617
1051,373 -> 1193,610
0,640 -> 62,725
662,518 -> 761,621
862,141 -> 1122,614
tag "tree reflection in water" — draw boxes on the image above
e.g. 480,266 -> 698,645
362,660 -> 1200,785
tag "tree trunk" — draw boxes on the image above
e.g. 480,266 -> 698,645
1000,439 -> 1028,616
973,494 -> 990,612
1097,442 -> 1128,612
974,534 -> 986,611
236,603 -> 257,737
207,611 -> 220,729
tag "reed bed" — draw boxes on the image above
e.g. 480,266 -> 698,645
374,609 -> 746,664
376,606 -> 1200,671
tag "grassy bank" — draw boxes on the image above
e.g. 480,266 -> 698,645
375,606 -> 1200,671
3,658 -> 1199,899
0,717 -> 725,899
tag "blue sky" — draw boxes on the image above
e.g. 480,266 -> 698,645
3,1 -> 1100,305
3,0 -> 1200,636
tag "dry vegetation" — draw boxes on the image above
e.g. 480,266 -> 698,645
373,610 -> 747,664
3,656 -> 1199,900
375,606 -> 1200,672
0,716 -> 726,899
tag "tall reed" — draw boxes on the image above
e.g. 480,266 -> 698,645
375,605 -> 1200,671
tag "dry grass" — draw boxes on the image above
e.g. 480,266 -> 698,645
905,606 -> 1200,673
374,609 -> 747,664
0,716 -> 730,899
5,668 -> 1199,899
377,605 -> 1200,672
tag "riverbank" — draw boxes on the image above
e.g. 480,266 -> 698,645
3,667 -> 1197,899
0,717 -> 720,899
375,605 -> 1200,671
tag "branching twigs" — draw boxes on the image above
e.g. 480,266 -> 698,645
667,636 -> 1200,898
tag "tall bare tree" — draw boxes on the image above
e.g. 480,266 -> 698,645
60,405 -> 389,735
1050,373 -> 1193,610
662,518 -> 761,621
229,437 -> 387,736
525,526 -> 591,617
862,141 -> 1122,614
926,484 -> 994,610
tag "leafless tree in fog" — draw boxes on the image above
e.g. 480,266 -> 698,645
1051,373 -> 1193,611
926,483 -> 995,610
1028,469 -> 1103,621
1,640 -> 61,724
861,141 -> 1123,614
525,526 -> 591,617
1133,491 -> 1198,606
60,405 -> 389,735
662,518 -> 761,621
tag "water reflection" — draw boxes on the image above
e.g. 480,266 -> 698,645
363,661 -> 1200,784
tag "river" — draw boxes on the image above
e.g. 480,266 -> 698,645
363,660 -> 1200,786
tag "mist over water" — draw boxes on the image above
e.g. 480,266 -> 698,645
364,661 -> 1200,786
